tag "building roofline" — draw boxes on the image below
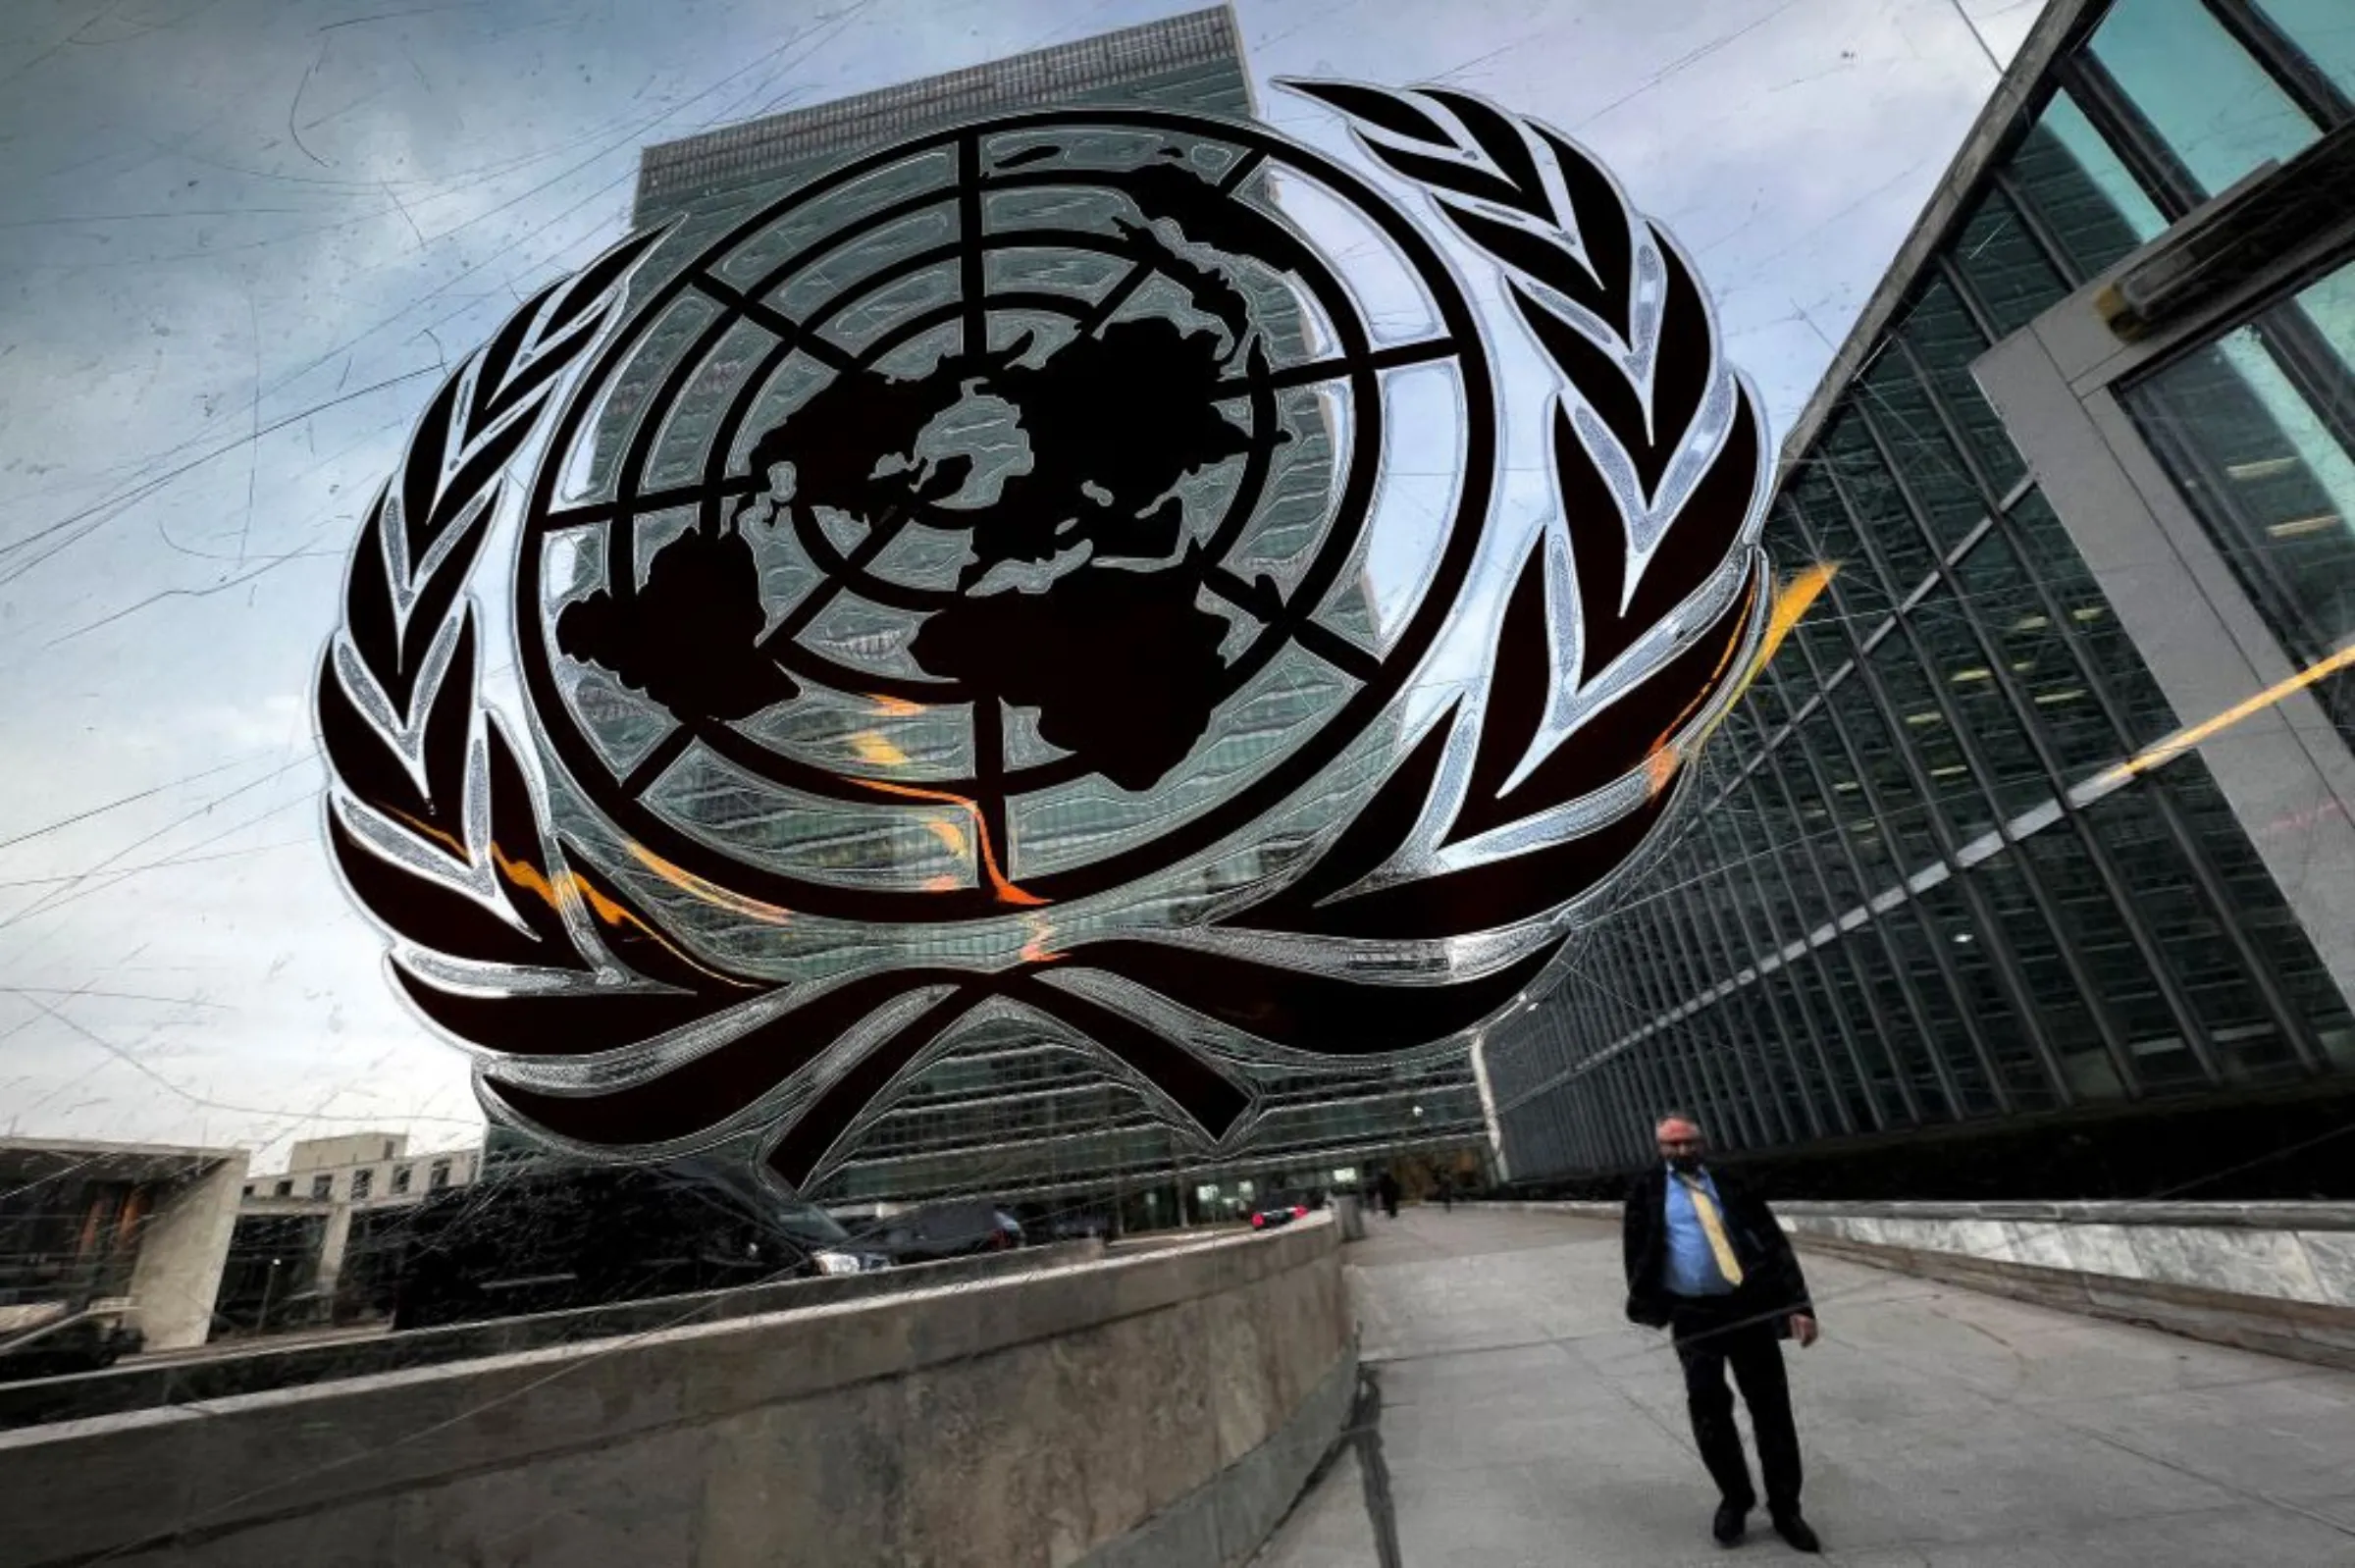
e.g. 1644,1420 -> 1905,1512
634,5 -> 1245,223
0,1136 -> 241,1163
1775,0 -> 2106,477
0,1137 -> 246,1187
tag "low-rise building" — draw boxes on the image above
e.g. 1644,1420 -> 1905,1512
0,1138 -> 247,1355
222,1134 -> 481,1333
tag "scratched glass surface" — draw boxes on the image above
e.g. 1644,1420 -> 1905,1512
1,0 -> 2061,1370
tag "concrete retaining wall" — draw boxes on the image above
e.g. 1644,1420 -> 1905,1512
1483,1199 -> 2355,1371
0,1216 -> 1352,1568
0,1241 -> 1104,1433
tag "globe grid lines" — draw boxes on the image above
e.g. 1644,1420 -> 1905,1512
514,106 -> 1496,923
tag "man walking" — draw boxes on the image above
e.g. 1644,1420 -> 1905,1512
1622,1113 -> 1822,1553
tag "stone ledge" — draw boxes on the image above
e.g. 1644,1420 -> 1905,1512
1476,1198 -> 2355,1231
1466,1199 -> 2355,1368
1793,1233 -> 2355,1374
0,1240 -> 1106,1434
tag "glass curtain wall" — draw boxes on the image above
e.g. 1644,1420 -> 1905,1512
1488,0 -> 2355,1180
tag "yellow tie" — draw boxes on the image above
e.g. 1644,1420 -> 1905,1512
1679,1174 -> 1745,1287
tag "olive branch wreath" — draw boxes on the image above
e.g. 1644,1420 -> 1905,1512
317,83 -> 1767,1195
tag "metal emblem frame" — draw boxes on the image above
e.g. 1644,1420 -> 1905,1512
316,82 -> 1770,1193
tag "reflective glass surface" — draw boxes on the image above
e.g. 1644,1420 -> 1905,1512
2255,0 -> 2355,99
2009,86 -> 2170,281
1895,277 -> 2026,495
2087,0 -> 2324,197
1485,0 -> 2355,1182
1951,188 -> 2069,337
2125,258 -> 2355,747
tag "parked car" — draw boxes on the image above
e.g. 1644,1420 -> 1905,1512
0,1297 -> 142,1382
870,1200 -> 1025,1265
1247,1191 -> 1317,1231
1041,1210 -> 1112,1242
389,1159 -> 881,1332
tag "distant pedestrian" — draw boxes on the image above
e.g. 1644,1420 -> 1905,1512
1375,1171 -> 1399,1219
1622,1113 -> 1823,1554
1437,1172 -> 1453,1212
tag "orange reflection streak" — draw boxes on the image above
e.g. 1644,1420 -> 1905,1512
622,841 -> 794,928
863,777 -> 1047,907
1019,914 -> 1067,965
2092,641 -> 2355,789
866,693 -> 925,718
925,817 -> 968,858
1647,563 -> 1839,798
384,807 -> 467,862
851,730 -> 909,766
492,843 -> 753,986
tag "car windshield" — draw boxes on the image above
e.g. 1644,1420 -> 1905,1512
664,1159 -> 851,1243
766,1206 -> 852,1245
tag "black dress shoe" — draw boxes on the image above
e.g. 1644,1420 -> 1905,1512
1712,1501 -> 1747,1546
1770,1512 -> 1821,1553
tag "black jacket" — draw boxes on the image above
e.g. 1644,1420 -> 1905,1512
1621,1166 -> 1814,1335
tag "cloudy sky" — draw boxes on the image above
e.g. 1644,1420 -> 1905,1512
0,0 -> 2038,1170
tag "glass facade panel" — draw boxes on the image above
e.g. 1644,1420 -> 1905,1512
1787,956 -> 1876,1132
1878,897 -> 2002,1118
1858,352 -> 1986,554
1870,628 -> 1999,845
1489,4 -> 2355,1181
1784,752 -> 1868,915
2019,823 -> 2201,1088
2005,491 -> 2184,753
1954,531 -> 2124,780
1737,770 -> 1826,937
1908,577 -> 2053,822
1828,674 -> 1942,875
1844,930 -> 1935,1116
2088,0 -> 2323,197
1764,966 -> 1848,1136
2084,785 -> 2299,1085
1910,876 -> 2060,1112
2008,86 -> 2170,281
1783,477 -> 1896,634
2255,0 -> 2355,98
1952,189 -> 2069,337
2124,259 -> 2355,746
2161,758 -> 2355,1071
1743,635 -> 1798,736
1973,849 -> 2125,1101
1896,278 -> 2025,495
1823,411 -> 1936,591
1789,695 -> 1902,892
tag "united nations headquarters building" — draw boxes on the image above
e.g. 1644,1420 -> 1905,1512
1485,0 -> 2355,1199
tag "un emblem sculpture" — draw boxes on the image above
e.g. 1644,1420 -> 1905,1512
317,83 -> 1770,1192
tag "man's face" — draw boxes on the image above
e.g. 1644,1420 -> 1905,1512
1656,1119 -> 1704,1171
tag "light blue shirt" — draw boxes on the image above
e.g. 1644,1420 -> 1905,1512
1662,1166 -> 1737,1297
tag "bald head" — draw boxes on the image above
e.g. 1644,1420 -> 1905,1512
1655,1114 -> 1704,1170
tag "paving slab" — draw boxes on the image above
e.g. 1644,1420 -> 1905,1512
1252,1206 -> 2355,1567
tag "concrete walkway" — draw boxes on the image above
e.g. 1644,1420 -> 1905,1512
1251,1208 -> 2355,1566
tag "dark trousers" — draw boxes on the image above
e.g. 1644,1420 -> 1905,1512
1670,1296 -> 1802,1516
